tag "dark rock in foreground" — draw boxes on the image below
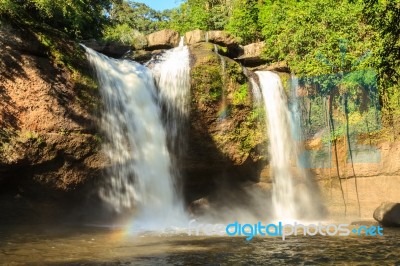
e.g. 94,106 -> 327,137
373,202 -> 400,227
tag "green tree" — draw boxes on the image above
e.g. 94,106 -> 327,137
363,0 -> 400,131
109,1 -> 168,34
0,0 -> 112,39
259,0 -> 374,77
168,0 -> 231,33
226,0 -> 261,43
103,1 -> 173,45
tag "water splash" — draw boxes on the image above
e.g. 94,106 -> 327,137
178,36 -> 185,47
256,71 -> 323,221
83,46 -> 187,230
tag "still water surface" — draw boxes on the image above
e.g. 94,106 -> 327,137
0,225 -> 399,265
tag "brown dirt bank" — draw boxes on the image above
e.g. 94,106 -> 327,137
0,23 -> 108,223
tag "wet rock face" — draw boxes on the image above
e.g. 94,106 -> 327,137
373,202 -> 400,227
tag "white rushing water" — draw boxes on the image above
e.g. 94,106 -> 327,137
250,77 -> 262,106
151,37 -> 191,168
83,46 -> 187,229
256,71 -> 320,221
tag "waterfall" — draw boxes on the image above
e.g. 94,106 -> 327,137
250,78 -> 263,106
83,46 -> 187,230
256,71 -> 322,221
242,66 -> 262,106
214,44 -> 227,120
150,36 -> 191,184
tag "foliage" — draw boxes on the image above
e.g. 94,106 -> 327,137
102,23 -> 147,48
225,0 -> 261,43
0,0 -> 112,39
191,63 -> 223,103
108,1 -> 170,34
233,84 -> 248,105
363,0 -> 400,130
167,0 -> 230,34
363,0 -> 400,83
258,0 -> 374,77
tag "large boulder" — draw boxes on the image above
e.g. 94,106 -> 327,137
188,197 -> 210,217
250,61 -> 290,73
123,49 -> 165,64
185,29 -> 207,45
146,29 -> 180,50
237,42 -> 267,67
206,30 -> 243,58
184,30 -> 238,47
207,30 -> 237,46
373,202 -> 400,227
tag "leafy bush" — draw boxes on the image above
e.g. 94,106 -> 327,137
0,0 -> 111,39
103,23 -> 147,48
233,83 -> 248,105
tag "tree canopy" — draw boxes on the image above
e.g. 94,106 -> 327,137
0,0 -> 112,39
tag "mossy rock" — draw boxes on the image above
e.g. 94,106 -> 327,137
189,42 -> 267,165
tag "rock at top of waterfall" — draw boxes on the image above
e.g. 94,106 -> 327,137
146,29 -> 180,50
237,42 -> 267,67
251,61 -> 290,73
373,202 -> 400,227
184,30 -> 243,58
207,31 -> 243,58
243,42 -> 265,57
184,30 -> 239,47
184,29 -> 207,45
80,39 -> 132,58
207,31 -> 238,46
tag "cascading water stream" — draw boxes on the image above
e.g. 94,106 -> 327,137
150,37 -> 190,178
83,45 -> 187,230
214,44 -> 227,120
243,66 -> 262,106
256,71 -> 322,221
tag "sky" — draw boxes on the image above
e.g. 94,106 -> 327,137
135,0 -> 183,11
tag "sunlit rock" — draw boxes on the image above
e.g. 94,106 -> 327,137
184,29 -> 207,45
146,29 -> 180,50
237,42 -> 267,67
